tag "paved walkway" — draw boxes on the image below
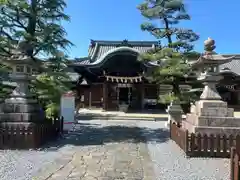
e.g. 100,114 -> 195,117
0,120 -> 230,180
33,121 -> 155,180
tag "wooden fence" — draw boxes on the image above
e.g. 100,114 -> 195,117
230,147 -> 240,180
0,117 -> 63,149
170,121 -> 239,158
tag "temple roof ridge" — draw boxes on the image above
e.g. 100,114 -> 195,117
90,39 -> 158,46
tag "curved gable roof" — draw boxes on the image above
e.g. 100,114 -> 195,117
88,39 -> 158,62
91,46 -> 140,66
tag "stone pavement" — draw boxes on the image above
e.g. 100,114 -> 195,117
31,120 -> 229,180
33,121 -> 156,180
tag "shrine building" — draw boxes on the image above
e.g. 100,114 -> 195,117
67,39 -> 240,111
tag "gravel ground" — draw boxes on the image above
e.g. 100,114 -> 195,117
138,121 -> 230,180
0,120 -> 230,180
0,145 -> 75,180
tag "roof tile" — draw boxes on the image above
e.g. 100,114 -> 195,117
220,55 -> 240,75
89,40 -> 158,62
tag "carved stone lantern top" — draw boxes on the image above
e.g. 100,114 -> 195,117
1,41 -> 41,75
204,37 -> 216,53
191,38 -> 235,68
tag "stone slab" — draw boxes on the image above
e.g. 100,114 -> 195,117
196,100 -> 228,109
182,120 -> 240,136
2,103 -> 41,113
198,107 -> 234,117
0,112 -> 44,122
0,121 -> 43,128
185,115 -> 240,127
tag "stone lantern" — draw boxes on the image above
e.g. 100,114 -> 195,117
191,38 -> 235,101
0,42 -> 44,127
182,38 -> 240,136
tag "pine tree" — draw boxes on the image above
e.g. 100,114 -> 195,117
138,0 -> 201,109
0,0 -> 73,116
138,0 -> 199,52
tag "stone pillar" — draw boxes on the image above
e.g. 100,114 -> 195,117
199,75 -> 223,100
165,101 -> 183,127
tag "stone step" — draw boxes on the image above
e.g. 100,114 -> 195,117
182,120 -> 240,136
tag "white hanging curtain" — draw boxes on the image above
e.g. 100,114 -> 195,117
105,75 -> 142,83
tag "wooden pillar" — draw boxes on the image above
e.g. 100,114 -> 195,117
89,91 -> 92,109
103,82 -> 108,110
141,83 -> 145,110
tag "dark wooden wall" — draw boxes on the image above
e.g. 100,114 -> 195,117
76,83 -> 103,109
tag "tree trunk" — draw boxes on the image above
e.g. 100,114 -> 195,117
26,0 -> 37,57
163,18 -> 172,47
172,81 -> 180,98
27,0 -> 37,37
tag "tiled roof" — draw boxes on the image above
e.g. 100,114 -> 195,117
219,54 -> 240,75
72,58 -> 91,65
70,40 -> 158,66
88,40 -> 158,62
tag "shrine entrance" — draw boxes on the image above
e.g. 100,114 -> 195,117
106,83 -> 142,111
118,85 -> 132,105
101,50 -> 146,111
74,46 -> 159,112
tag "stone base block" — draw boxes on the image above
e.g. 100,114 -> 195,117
198,107 -> 234,117
5,97 -> 37,104
0,112 -> 44,122
182,120 -> 240,136
0,121 -> 41,128
196,100 -> 228,109
3,102 -> 42,113
185,115 -> 240,127
192,100 -> 234,117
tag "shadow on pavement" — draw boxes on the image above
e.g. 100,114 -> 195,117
41,121 -> 169,151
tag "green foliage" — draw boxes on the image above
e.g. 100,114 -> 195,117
0,0 -> 73,57
31,55 -> 73,117
0,62 -> 13,98
0,0 -> 73,117
0,83 -> 14,99
0,0 -> 7,4
138,0 -> 199,52
138,0 -> 201,108
139,47 -> 198,84
159,92 -> 179,104
45,102 -> 59,119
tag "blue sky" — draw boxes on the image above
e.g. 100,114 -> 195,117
63,0 -> 240,58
